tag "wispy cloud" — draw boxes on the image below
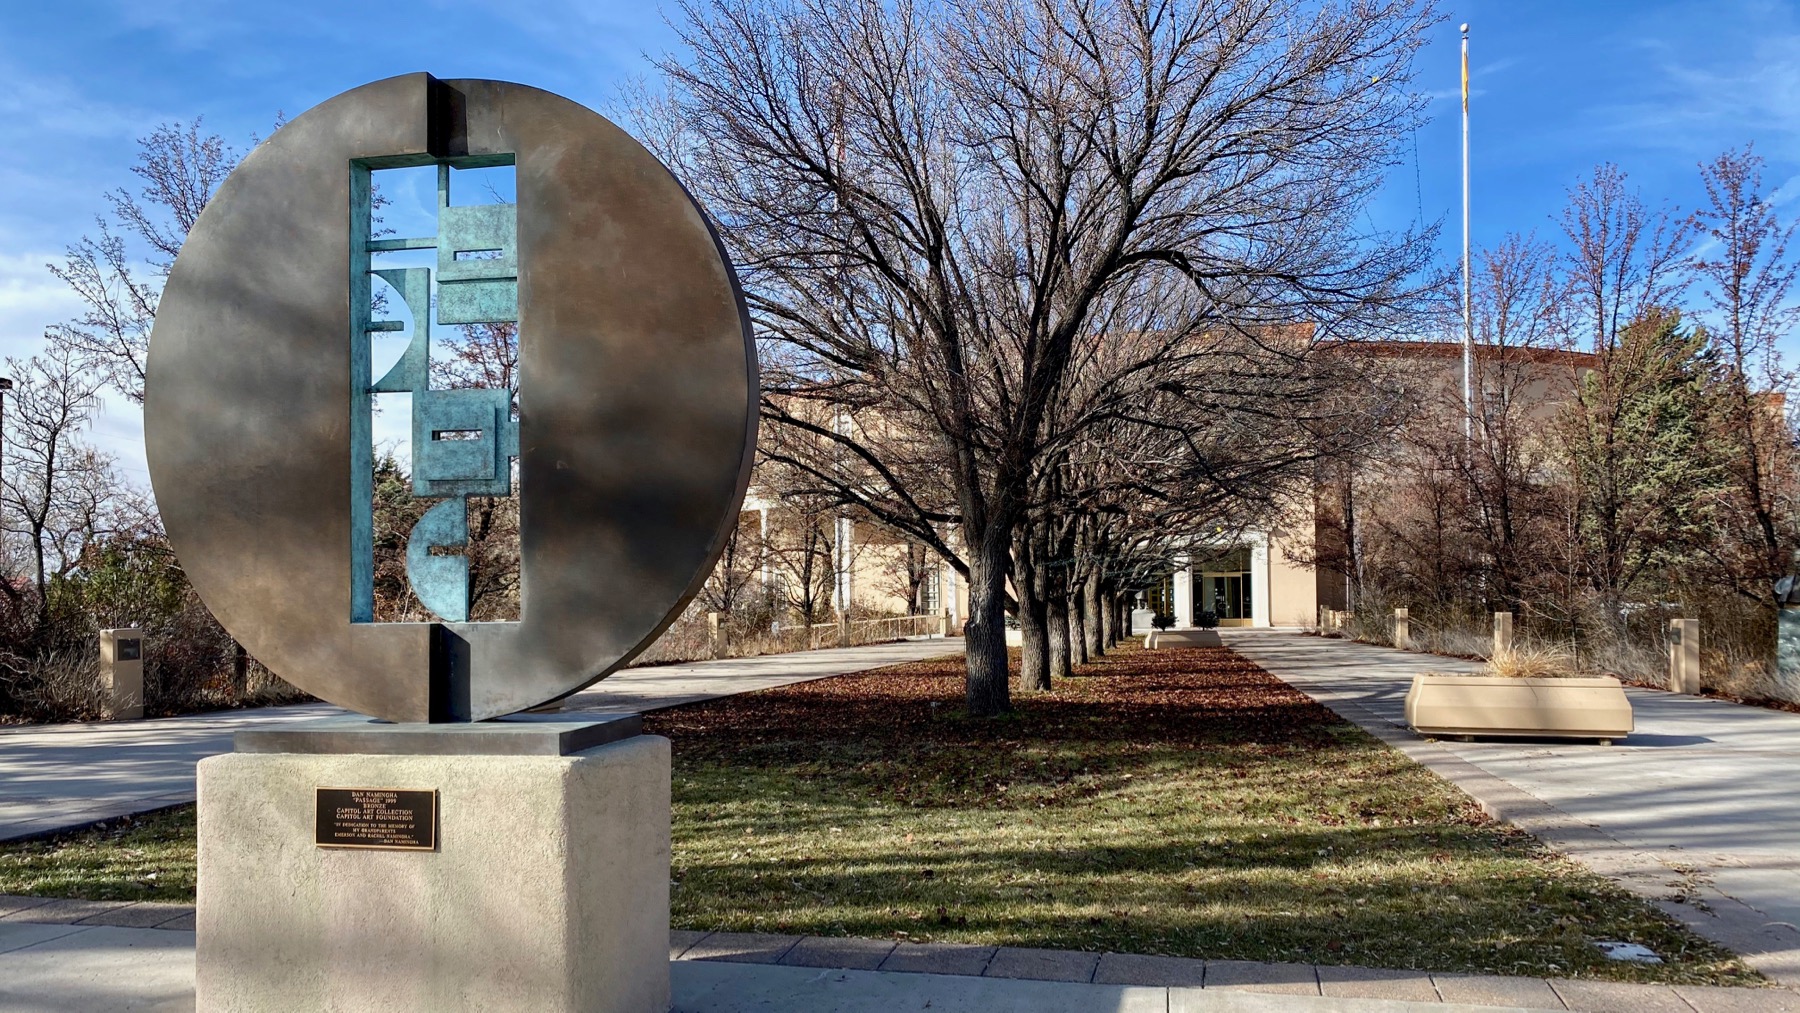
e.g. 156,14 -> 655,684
0,251 -> 79,351
0,63 -> 153,142
1587,5 -> 1800,159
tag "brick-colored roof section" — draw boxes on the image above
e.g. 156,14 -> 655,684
1322,339 -> 1597,370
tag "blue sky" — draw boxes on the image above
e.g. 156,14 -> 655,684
3,0 -> 1800,481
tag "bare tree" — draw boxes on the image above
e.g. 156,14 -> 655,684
1462,234 -> 1567,612
1558,163 -> 1693,356
1690,146 -> 1800,604
655,0 -> 1436,714
1554,166 -> 1699,631
48,123 -> 239,403
880,539 -> 937,615
695,513 -> 766,615
764,501 -> 839,626
1,347 -> 117,616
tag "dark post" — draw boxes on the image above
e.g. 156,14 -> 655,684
0,377 -> 11,496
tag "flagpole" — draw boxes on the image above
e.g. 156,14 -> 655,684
1461,23 -> 1474,443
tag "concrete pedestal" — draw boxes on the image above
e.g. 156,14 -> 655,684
1668,618 -> 1701,695
196,725 -> 670,1012
99,627 -> 144,720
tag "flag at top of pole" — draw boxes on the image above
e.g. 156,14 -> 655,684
1461,24 -> 1470,112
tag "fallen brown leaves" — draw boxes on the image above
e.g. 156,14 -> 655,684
644,645 -> 1367,811
647,645 -> 1340,756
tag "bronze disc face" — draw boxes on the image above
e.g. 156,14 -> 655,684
146,74 -> 757,721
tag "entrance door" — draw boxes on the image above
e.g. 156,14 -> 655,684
1201,571 -> 1253,626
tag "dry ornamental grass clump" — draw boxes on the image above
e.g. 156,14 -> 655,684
1486,644 -> 1583,679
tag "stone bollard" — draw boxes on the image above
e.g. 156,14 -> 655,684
838,613 -> 852,648
707,612 -> 725,660
100,628 -> 145,721
1393,608 -> 1410,651
1668,618 -> 1700,694
940,609 -> 952,637
1494,612 -> 1513,656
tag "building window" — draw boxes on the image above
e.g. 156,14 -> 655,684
1145,573 -> 1175,617
920,570 -> 941,613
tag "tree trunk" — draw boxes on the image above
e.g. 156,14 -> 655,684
1070,583 -> 1089,666
1094,586 -> 1108,651
1046,554 -> 1072,681
1013,526 -> 1050,691
963,524 -> 1013,716
232,642 -> 249,696
1083,567 -> 1105,658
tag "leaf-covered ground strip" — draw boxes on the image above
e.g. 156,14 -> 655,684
0,806 -> 195,902
647,645 -> 1756,985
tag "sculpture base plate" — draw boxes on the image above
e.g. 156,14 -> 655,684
233,712 -> 641,756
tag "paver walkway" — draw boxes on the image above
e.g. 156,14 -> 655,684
10,904 -> 1796,1011
0,638 -> 962,842
1221,629 -> 1800,988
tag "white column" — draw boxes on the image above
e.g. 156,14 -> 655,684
834,515 -> 853,615
758,507 -> 770,589
1172,552 -> 1193,628
1251,533 -> 1272,628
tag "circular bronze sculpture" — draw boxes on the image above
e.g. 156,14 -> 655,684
146,74 -> 757,722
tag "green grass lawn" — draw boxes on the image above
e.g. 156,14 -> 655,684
0,644 -> 1760,985
0,805 -> 194,902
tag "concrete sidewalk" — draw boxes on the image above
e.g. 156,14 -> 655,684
14,904 -> 1795,1011
0,638 -> 962,842
1222,629 -> 1800,988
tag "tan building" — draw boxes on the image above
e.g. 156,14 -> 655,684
748,339 -> 1597,631
1139,339 -> 1598,630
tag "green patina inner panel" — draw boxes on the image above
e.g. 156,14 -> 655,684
350,158 -> 519,625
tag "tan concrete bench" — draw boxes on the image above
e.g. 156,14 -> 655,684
1144,629 -> 1223,649
1404,674 -> 1633,743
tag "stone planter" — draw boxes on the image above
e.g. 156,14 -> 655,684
1145,629 -> 1223,649
1404,674 -> 1633,744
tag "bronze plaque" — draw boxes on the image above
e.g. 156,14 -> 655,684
315,787 -> 438,850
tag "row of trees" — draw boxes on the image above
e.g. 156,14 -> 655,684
645,0 -> 1439,713
1319,147 -> 1800,689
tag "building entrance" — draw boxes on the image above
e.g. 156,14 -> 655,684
1201,571 -> 1253,625
1192,545 -> 1254,626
